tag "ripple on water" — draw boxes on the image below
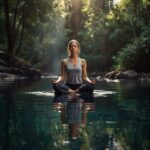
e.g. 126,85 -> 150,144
25,90 -> 116,97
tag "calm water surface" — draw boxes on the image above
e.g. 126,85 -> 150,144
0,78 -> 150,150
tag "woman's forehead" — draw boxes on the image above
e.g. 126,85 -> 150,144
70,41 -> 78,46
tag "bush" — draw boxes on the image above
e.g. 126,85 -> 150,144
113,27 -> 150,72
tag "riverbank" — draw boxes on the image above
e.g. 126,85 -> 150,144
0,51 -> 149,82
0,51 -> 42,81
92,70 -> 150,82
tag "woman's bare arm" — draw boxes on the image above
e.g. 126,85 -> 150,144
52,60 -> 66,83
82,59 -> 96,84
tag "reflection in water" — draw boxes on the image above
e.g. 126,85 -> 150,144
52,93 -> 95,141
0,83 -> 17,150
0,79 -> 150,149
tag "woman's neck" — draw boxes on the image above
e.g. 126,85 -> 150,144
69,54 -> 78,59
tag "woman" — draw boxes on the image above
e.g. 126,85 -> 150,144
52,39 -> 95,94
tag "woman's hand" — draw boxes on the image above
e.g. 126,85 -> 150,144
89,79 -> 96,84
85,77 -> 96,84
52,76 -> 64,84
52,79 -> 58,84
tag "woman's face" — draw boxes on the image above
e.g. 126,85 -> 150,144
69,42 -> 79,56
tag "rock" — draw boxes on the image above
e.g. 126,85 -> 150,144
12,68 -> 23,75
115,72 -> 128,79
104,70 -> 139,80
0,59 -> 7,66
139,72 -> 150,81
104,71 -> 117,79
25,68 -> 42,78
0,65 -> 23,75
115,70 -> 138,79
96,75 -> 103,81
0,72 -> 18,81
123,70 -> 138,79
0,51 -> 42,78
0,65 -> 11,72
0,51 -> 32,69
139,73 -> 150,78
104,78 -> 120,82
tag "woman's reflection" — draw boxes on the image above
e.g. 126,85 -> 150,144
52,93 -> 95,140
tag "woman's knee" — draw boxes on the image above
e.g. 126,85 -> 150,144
53,83 -> 62,91
53,83 -> 70,94
89,83 -> 95,90
79,83 -> 95,93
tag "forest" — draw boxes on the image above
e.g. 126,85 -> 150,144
0,1 -> 150,149
0,0 -> 150,74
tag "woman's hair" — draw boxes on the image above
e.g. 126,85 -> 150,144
67,39 -> 80,56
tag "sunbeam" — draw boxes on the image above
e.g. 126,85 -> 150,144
113,0 -> 122,4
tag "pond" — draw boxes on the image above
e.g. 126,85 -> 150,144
0,78 -> 150,150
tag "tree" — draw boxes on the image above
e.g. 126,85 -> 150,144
3,0 -> 14,54
2,0 -> 54,56
69,0 -> 82,38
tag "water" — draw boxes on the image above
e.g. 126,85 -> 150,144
0,78 -> 150,150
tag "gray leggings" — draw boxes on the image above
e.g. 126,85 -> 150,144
53,83 -> 95,94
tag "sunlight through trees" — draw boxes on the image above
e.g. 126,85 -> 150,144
0,0 -> 149,73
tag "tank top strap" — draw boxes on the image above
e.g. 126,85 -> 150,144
78,57 -> 81,65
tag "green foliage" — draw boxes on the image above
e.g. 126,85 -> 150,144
1,0 -> 150,72
82,54 -> 104,72
113,25 -> 150,72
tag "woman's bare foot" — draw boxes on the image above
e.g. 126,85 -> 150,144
68,89 -> 76,93
75,89 -> 80,93
68,89 -> 78,100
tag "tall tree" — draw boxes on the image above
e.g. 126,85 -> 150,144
3,0 -> 26,56
70,0 -> 82,38
3,0 -> 13,54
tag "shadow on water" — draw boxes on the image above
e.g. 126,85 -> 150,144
0,78 -> 150,150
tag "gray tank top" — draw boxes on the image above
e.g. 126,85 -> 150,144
65,58 -> 83,84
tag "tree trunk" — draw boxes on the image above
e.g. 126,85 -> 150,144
15,4 -> 25,54
16,18 -> 24,54
132,0 -> 140,37
70,0 -> 82,38
12,0 -> 20,47
3,0 -> 14,55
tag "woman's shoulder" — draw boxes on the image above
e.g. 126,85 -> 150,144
62,58 -> 68,64
80,58 -> 86,63
79,58 -> 86,66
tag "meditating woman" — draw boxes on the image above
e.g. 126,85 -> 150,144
52,39 -> 95,94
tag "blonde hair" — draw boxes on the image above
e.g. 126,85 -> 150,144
67,39 -> 80,56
